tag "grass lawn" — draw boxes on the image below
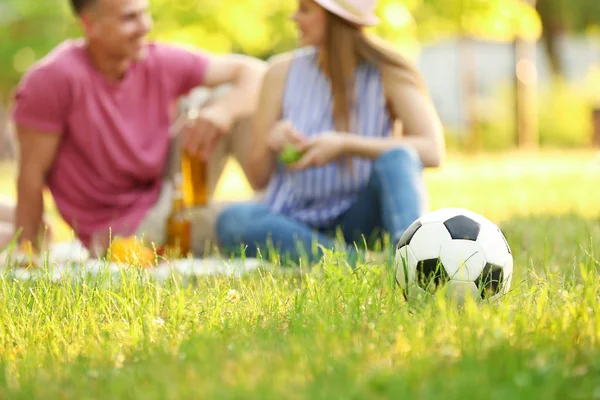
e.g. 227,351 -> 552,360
0,150 -> 599,399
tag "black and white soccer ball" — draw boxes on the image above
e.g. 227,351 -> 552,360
394,208 -> 513,303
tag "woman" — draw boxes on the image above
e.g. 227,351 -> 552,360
216,0 -> 445,265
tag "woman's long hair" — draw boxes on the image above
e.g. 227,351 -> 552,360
319,11 -> 426,134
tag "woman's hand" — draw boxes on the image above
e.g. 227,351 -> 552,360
267,120 -> 307,153
289,132 -> 348,170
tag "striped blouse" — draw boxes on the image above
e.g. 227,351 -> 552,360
264,47 -> 393,228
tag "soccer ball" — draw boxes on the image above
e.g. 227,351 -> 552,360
394,208 -> 513,303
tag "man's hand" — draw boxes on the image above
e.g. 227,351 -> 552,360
179,54 -> 266,161
181,105 -> 234,160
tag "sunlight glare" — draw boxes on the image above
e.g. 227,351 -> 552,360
383,3 -> 413,29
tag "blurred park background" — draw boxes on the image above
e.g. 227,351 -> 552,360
0,0 -> 599,158
0,0 -> 599,239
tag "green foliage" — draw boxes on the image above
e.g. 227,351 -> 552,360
0,0 -> 546,97
416,0 -> 541,41
447,74 -> 600,152
0,0 -> 77,95
148,0 -> 299,57
0,0 -> 597,150
536,0 -> 600,33
537,79 -> 595,148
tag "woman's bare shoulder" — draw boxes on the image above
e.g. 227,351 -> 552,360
265,51 -> 295,82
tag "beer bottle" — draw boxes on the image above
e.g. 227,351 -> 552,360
165,173 -> 191,257
181,150 -> 209,207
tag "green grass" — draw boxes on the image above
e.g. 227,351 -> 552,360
1,150 -> 600,399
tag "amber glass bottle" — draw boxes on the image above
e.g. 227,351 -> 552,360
165,173 -> 191,257
181,150 -> 208,207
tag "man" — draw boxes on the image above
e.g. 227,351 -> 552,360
10,0 -> 266,256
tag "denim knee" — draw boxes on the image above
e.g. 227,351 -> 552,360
375,146 -> 423,171
215,203 -> 267,247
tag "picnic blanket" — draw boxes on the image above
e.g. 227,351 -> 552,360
0,240 -> 269,283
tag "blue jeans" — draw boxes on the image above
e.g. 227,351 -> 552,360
216,147 -> 426,265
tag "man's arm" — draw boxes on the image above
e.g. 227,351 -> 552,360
180,53 -> 267,159
9,58 -> 70,250
200,54 -> 267,121
14,126 -> 61,250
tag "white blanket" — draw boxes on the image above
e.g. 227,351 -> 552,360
0,240 -> 269,283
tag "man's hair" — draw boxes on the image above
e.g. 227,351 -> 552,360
70,0 -> 97,15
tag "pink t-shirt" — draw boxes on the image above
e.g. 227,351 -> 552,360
11,39 -> 209,249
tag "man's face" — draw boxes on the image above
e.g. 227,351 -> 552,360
84,0 -> 153,60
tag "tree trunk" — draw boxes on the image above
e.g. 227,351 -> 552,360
514,0 -> 539,149
535,0 -> 565,77
593,108 -> 600,148
459,35 -> 480,151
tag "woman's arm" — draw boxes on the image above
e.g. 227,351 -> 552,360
243,53 -> 293,191
344,66 -> 445,168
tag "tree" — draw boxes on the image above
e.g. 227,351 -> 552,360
414,0 -> 542,149
0,0 -> 546,155
535,0 -> 600,76
0,0 -> 76,99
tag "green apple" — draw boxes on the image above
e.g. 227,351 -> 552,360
279,144 -> 304,164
